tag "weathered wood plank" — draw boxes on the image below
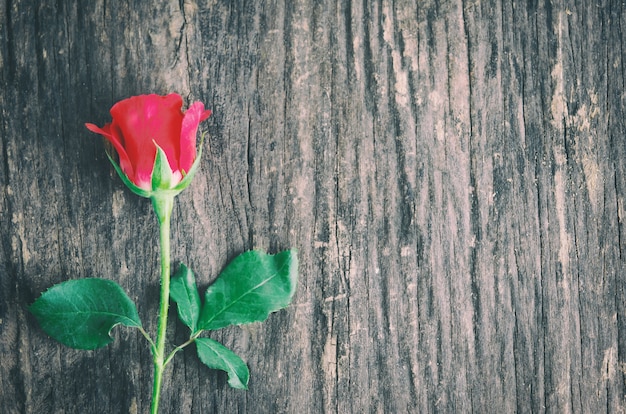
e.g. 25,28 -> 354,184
1,0 -> 625,412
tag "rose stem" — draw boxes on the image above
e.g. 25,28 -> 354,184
150,194 -> 175,414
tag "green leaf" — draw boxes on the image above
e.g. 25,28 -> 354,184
170,264 -> 201,332
29,278 -> 142,350
195,338 -> 249,389
197,249 -> 298,331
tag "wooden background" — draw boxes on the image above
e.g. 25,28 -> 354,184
1,0 -> 625,412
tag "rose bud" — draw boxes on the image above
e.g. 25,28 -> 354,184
86,93 -> 211,198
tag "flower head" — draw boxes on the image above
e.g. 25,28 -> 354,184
86,94 -> 211,197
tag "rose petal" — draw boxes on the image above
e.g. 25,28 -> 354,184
85,122 -> 135,183
110,94 -> 183,188
180,102 -> 211,173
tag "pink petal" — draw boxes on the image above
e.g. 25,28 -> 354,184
110,94 -> 183,188
85,122 -> 136,183
179,102 -> 212,173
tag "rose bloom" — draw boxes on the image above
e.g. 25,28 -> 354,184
86,94 -> 211,191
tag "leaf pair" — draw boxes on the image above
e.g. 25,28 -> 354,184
29,249 -> 298,390
172,250 -> 299,334
169,249 -> 298,388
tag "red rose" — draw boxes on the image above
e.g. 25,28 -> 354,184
86,94 -> 211,193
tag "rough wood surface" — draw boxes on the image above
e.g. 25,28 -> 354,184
2,0 -> 626,412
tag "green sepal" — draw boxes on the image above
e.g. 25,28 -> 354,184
151,143 -> 174,191
195,338 -> 249,389
105,151 -> 152,198
105,133 -> 205,199
170,264 -> 202,332
197,249 -> 298,332
172,132 -> 205,192
29,278 -> 142,350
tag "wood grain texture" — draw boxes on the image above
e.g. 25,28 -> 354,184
1,0 -> 625,412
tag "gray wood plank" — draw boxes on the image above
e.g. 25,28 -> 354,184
1,0 -> 625,412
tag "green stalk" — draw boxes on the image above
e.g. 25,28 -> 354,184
150,194 -> 175,414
